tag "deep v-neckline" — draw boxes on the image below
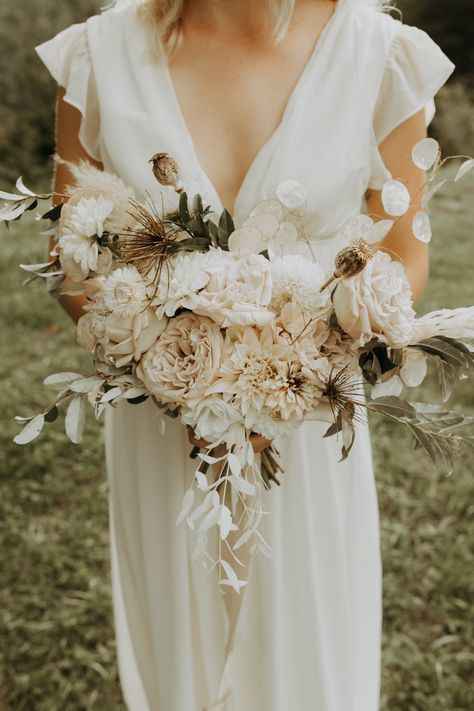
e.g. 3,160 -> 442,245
161,0 -> 347,215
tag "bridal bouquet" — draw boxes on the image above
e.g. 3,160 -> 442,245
2,142 -> 474,591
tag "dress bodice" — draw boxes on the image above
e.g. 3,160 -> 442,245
36,0 -> 454,270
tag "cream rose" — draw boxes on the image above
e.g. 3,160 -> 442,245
181,397 -> 242,442
76,307 -> 167,367
333,251 -> 415,347
193,249 -> 274,327
137,313 -> 224,407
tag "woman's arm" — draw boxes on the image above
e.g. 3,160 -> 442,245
366,109 -> 430,305
51,87 -> 104,323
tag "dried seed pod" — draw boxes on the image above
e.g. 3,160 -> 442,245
320,239 -> 373,292
149,152 -> 183,192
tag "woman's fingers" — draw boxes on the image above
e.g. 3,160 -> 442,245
250,433 -> 272,453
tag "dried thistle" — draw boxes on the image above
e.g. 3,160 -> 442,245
149,152 -> 183,193
323,368 -> 362,424
320,239 -> 373,293
118,198 -> 183,280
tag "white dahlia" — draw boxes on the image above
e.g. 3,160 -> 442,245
151,251 -> 210,318
269,255 -> 327,314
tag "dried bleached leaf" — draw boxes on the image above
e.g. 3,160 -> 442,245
412,211 -> 432,243
13,414 -> 45,445
65,396 -> 86,444
411,138 -> 440,171
381,180 -> 411,217
421,180 -> 447,208
454,158 -> 474,182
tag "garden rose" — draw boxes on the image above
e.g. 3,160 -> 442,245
194,249 -> 274,327
137,313 -> 224,407
333,251 -> 416,347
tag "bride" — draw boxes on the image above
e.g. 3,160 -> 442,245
36,0 -> 454,709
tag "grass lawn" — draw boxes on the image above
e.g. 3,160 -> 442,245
0,170 -> 473,710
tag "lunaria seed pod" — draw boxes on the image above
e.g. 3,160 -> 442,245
149,152 -> 183,192
320,239 -> 373,292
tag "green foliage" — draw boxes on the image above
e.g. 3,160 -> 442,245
0,0 -> 101,190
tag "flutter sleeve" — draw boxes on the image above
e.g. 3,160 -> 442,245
369,23 -> 455,188
35,23 -> 101,162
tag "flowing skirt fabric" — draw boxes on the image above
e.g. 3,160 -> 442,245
105,398 -> 382,711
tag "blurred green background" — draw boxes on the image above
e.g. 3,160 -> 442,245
0,1 -> 473,709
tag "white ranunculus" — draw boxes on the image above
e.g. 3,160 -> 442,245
181,398 -> 242,442
194,249 -> 274,327
269,254 -> 327,314
333,251 -> 416,347
103,266 -> 148,318
137,313 -> 224,407
151,251 -> 210,318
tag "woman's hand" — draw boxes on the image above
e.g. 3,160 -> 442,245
187,427 -> 272,453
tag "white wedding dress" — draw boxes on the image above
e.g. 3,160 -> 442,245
36,1 -> 454,709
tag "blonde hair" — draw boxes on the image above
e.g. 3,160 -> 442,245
111,0 -> 389,54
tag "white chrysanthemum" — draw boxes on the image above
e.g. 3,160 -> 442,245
151,251 -> 210,318
103,266 -> 148,317
68,195 -> 114,238
269,255 -> 327,314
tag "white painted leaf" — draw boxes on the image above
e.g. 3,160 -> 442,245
175,488 -> 195,527
188,491 -> 214,523
195,470 -> 209,491
65,396 -> 86,444
0,190 -> 23,201
228,226 -> 265,256
218,504 -> 236,540
411,138 -> 439,170
399,349 -> 428,387
19,261 -> 55,273
16,176 -> 37,197
232,529 -> 254,551
192,532 -> 208,561
14,415 -> 35,423
227,452 -> 242,477
220,559 -> 248,592
159,418 -> 166,435
381,180 -> 411,217
0,202 -> 30,221
371,375 -> 403,399
341,214 -> 374,241
13,414 -> 45,445
274,221 -> 298,246
365,219 -> 394,245
198,505 -> 221,533
243,213 -> 279,240
454,158 -> 474,182
276,179 -> 306,209
123,388 -> 148,399
100,387 -> 122,403
249,199 -> 283,220
412,211 -> 432,243
198,452 -> 225,464
70,376 -> 104,393
421,180 -> 447,208
230,475 -> 256,496
43,372 -> 82,391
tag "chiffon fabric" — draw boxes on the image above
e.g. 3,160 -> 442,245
36,1 -> 455,709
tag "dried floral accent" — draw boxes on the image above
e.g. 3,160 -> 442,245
149,152 -> 183,193
320,238 -> 373,292
118,198 -> 183,279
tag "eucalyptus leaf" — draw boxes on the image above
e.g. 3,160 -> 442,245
41,203 -> 64,221
65,396 -> 86,444
14,414 -> 45,445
